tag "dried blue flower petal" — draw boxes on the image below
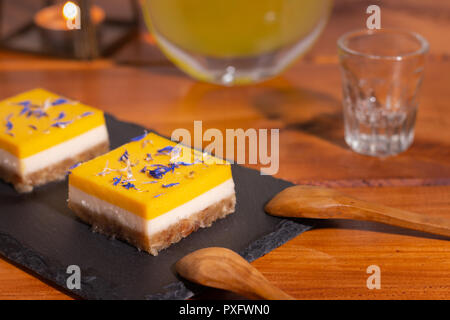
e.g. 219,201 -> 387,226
153,193 -> 164,198
175,161 -> 193,166
122,182 -> 137,190
148,164 -> 172,179
67,162 -> 81,174
148,168 -> 165,179
130,131 -> 148,142
112,176 -> 122,186
19,105 -> 31,116
156,146 -> 174,155
51,98 -> 69,106
145,160 -> 194,179
6,120 -> 13,131
53,112 -> 66,121
69,162 -> 82,170
119,150 -> 129,163
28,124 -> 38,130
17,100 -> 31,107
169,163 -> 179,172
79,111 -> 93,118
51,120 -> 72,128
145,153 -> 153,161
162,182 -> 179,188
5,114 -> 14,136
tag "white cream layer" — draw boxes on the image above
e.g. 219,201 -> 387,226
68,178 -> 235,237
0,125 -> 108,176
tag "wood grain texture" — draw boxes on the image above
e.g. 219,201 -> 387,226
0,0 -> 449,299
252,185 -> 450,300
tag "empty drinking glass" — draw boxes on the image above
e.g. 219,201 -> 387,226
338,29 -> 429,157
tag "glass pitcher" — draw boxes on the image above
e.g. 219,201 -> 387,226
142,0 -> 333,85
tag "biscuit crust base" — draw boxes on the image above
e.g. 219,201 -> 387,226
0,141 -> 109,193
68,194 -> 236,256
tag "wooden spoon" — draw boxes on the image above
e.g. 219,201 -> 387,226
176,247 -> 294,300
265,185 -> 450,238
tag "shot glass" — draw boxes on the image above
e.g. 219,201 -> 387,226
338,29 -> 429,157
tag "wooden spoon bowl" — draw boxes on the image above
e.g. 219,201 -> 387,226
176,247 -> 294,300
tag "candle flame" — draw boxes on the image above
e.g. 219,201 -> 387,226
62,1 -> 79,20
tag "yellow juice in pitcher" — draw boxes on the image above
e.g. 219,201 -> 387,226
142,0 -> 332,84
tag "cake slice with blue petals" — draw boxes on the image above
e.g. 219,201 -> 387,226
0,88 -> 109,192
68,132 -> 236,255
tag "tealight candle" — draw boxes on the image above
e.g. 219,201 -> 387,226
34,2 -> 105,50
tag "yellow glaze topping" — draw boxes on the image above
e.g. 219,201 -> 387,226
0,88 -> 106,158
69,132 -> 232,220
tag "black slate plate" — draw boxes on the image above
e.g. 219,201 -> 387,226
0,114 -> 312,300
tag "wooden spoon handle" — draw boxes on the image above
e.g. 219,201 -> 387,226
265,186 -> 450,238
343,197 -> 450,238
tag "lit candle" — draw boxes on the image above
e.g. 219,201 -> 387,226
33,1 -> 105,54
63,1 -> 81,30
34,2 -> 105,32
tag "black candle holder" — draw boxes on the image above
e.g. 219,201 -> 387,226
0,0 -> 140,59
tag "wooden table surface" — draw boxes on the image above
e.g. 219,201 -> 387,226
1,0 -> 449,299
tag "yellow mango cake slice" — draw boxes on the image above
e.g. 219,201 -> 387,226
68,132 -> 236,255
0,88 -> 109,192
